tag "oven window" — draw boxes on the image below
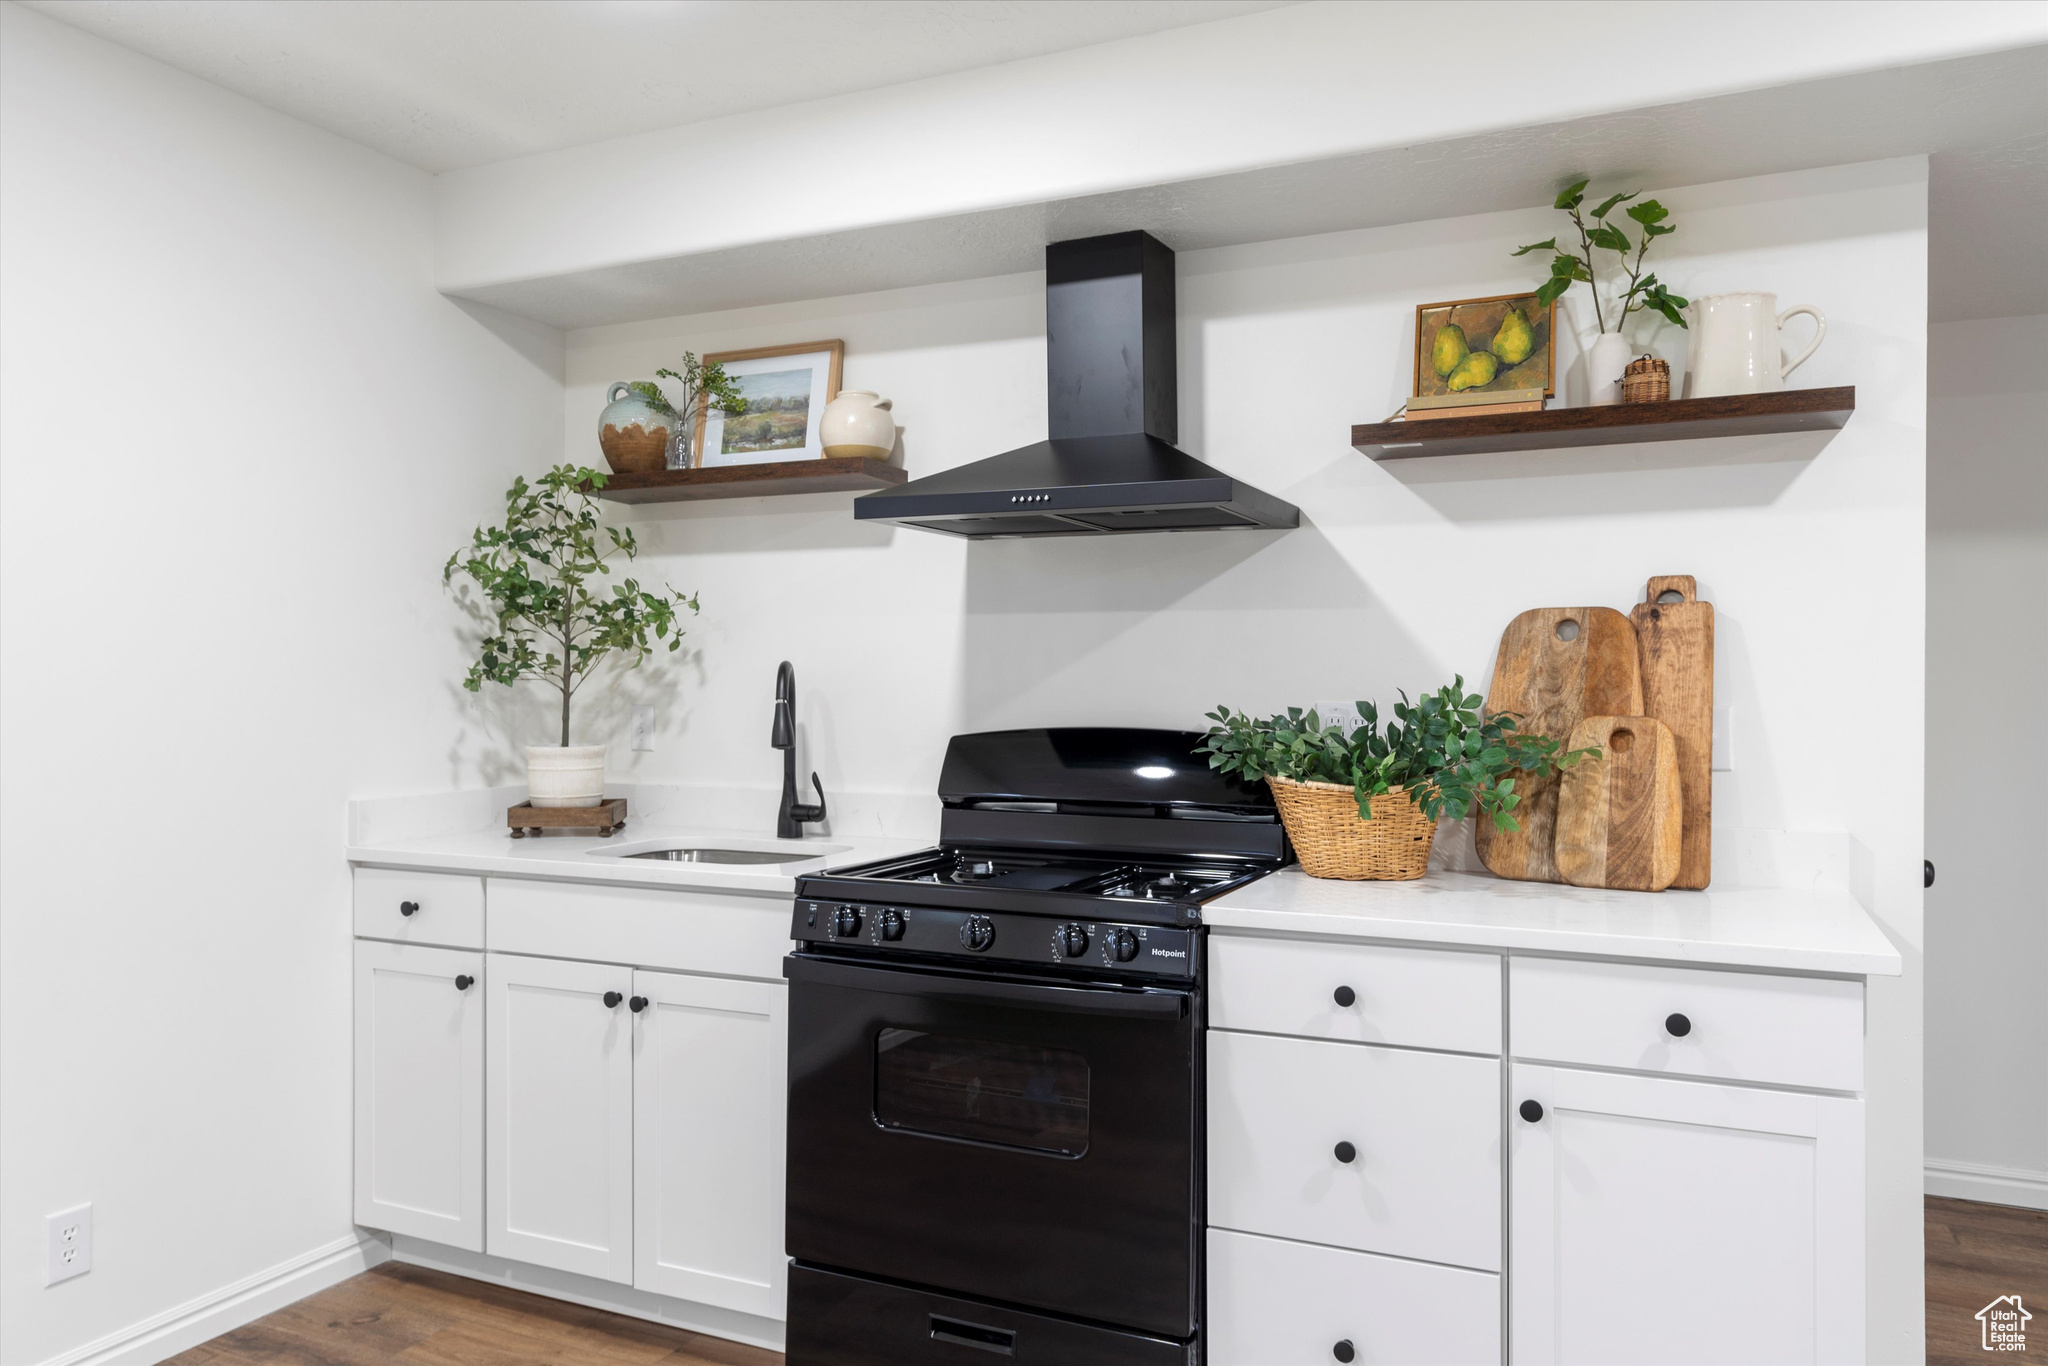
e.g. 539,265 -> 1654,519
874,1028 -> 1089,1157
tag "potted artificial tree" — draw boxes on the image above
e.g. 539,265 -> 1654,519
445,464 -> 698,809
1198,679 -> 1594,880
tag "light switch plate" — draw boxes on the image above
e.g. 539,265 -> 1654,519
47,1203 -> 90,1285
1712,705 -> 1734,771
630,706 -> 654,752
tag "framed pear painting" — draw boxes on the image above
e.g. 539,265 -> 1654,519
1412,293 -> 1555,401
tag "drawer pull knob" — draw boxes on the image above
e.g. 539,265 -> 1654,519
1665,1012 -> 1692,1038
1333,1140 -> 1357,1165
453,974 -> 474,991
1332,984 -> 1356,1008
1520,1099 -> 1544,1123
629,995 -> 649,1013
1333,1341 -> 1356,1363
399,901 -> 419,917
603,990 -> 624,1009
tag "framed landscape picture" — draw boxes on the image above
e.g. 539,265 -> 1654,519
695,339 -> 844,467
1412,293 -> 1555,400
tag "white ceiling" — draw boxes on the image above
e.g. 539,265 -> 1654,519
18,0 -> 1293,173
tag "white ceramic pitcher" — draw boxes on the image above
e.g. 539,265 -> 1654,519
1685,292 -> 1825,397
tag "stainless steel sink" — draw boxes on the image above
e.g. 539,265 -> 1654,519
627,847 -> 816,864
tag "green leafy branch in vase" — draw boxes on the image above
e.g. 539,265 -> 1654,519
624,352 -> 748,467
444,464 -> 698,747
1513,180 -> 1689,333
1197,678 -> 1600,830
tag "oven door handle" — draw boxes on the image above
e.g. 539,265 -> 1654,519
783,954 -> 1189,1020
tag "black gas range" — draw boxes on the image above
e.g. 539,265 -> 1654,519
783,728 -> 1286,1366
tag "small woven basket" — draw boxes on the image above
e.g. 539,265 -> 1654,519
1266,777 -> 1438,880
1621,354 -> 1671,403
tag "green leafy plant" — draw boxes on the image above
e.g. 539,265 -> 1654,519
445,464 -> 698,747
1513,180 -> 1688,333
1197,678 -> 1598,830
635,352 -> 748,466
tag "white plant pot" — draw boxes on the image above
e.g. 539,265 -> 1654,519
1586,332 -> 1633,407
525,744 -> 607,808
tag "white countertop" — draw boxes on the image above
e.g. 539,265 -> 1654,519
1205,870 -> 1902,977
346,826 -> 927,897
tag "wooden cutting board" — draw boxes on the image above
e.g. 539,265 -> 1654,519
1630,575 -> 1714,889
1555,715 -> 1683,891
1474,607 -> 1644,883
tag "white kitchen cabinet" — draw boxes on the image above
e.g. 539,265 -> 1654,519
1510,1064 -> 1865,1365
1207,1228 -> 1500,1366
352,940 -> 483,1250
1208,1029 -> 1501,1272
632,969 -> 788,1318
486,951 -> 636,1283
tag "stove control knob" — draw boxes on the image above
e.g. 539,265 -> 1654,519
878,908 -> 906,942
832,905 -> 863,938
1108,928 -> 1142,963
960,915 -> 996,952
1057,923 -> 1090,958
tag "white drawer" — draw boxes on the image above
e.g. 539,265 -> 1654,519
1207,1228 -> 1499,1366
1211,935 -> 1499,1054
1511,957 -> 1864,1092
1207,1030 -> 1501,1271
486,877 -> 791,979
353,867 -> 484,948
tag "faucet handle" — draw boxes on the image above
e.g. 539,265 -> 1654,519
790,772 -> 827,825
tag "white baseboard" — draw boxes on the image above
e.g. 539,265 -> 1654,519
1926,1157 -> 2048,1211
37,1231 -> 390,1366
388,1234 -> 786,1353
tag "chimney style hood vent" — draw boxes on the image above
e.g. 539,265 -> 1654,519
853,231 -> 1299,538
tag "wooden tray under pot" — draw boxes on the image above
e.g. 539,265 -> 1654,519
508,798 -> 627,838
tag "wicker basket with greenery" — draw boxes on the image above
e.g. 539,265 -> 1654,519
1197,679 -> 1596,881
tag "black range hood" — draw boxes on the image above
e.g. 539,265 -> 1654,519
853,231 -> 1299,538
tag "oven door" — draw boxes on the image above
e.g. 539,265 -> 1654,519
785,952 -> 1200,1340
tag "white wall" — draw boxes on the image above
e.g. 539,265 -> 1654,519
566,157 -> 1928,1359
0,6 -> 561,1362
1924,314 -> 2048,1210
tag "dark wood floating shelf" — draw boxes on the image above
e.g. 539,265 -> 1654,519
1352,386 -> 1856,460
593,456 -> 907,504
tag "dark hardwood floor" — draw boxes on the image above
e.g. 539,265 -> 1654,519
169,1197 -> 2047,1364
166,1261 -> 781,1366
1928,1196 -> 2048,1365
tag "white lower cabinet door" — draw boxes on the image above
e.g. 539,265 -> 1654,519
632,969 -> 788,1318
1209,1030 -> 1502,1271
1207,1228 -> 1500,1366
486,952 -> 635,1283
1511,1065 -> 1865,1365
353,940 -> 483,1250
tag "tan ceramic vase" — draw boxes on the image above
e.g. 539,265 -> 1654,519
819,389 -> 895,459
597,382 -> 673,474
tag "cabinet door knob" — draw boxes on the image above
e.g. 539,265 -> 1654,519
399,901 -> 419,917
1665,1012 -> 1692,1038
603,990 -> 623,1008
1332,984 -> 1356,1008
1520,1099 -> 1544,1123
453,974 -> 474,991
1332,1341 -> 1356,1363
1333,1140 -> 1357,1165
629,995 -> 649,1013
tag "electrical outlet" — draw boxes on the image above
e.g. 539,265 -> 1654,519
46,1203 -> 90,1286
1713,705 -> 1734,771
630,706 -> 654,753
1312,700 -> 1362,735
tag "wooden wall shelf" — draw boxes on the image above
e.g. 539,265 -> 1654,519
593,456 -> 907,504
1352,386 -> 1856,460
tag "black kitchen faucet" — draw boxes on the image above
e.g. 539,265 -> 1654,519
772,661 -> 827,839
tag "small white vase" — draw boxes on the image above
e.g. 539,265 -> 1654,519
1586,332 -> 1633,407
525,744 -> 607,808
819,390 -> 895,459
